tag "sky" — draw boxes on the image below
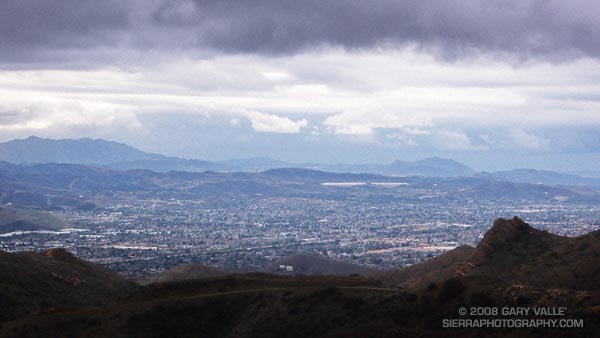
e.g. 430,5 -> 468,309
1,0 -> 600,172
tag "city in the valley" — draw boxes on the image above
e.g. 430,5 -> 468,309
2,167 -> 598,278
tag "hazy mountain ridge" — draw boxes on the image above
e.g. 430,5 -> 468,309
0,136 -> 162,165
478,169 -> 600,187
0,137 -> 234,173
383,157 -> 476,177
5,137 -> 598,184
218,157 -> 292,172
298,156 -> 475,178
2,136 -> 599,187
0,137 -> 475,177
110,158 -> 231,172
1,161 -> 599,211
0,207 -> 71,233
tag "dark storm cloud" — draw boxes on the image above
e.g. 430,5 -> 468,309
2,0 -> 600,63
0,0 -> 128,44
169,0 -> 600,58
0,0 -> 129,63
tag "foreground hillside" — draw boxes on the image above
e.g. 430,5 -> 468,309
2,273 -> 598,337
268,254 -> 375,276
0,248 -> 136,322
0,217 -> 599,337
372,245 -> 475,288
144,263 -> 225,284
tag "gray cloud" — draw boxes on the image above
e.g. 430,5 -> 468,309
2,0 -> 600,65
0,0 -> 129,64
1,0 -> 128,43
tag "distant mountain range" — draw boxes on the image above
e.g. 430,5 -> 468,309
302,156 -> 475,178
1,136 -> 599,186
0,136 -> 474,177
2,161 -> 599,211
478,169 -> 600,187
0,136 -> 231,172
0,136 -> 162,165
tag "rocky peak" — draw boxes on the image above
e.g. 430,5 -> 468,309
482,217 -> 535,244
44,248 -> 80,264
468,217 -> 562,269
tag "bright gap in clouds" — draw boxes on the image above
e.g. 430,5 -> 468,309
1,47 -> 600,171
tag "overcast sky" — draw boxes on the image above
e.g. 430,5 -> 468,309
1,0 -> 600,172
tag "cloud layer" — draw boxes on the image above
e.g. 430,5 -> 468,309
3,0 -> 600,65
1,1 -> 600,171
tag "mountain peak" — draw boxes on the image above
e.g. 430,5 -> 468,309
386,157 -> 474,177
482,216 -> 534,243
468,217 -> 563,269
0,136 -> 162,165
418,156 -> 446,162
44,248 -> 80,263
40,248 -> 91,271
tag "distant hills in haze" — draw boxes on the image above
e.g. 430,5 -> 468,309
3,161 -> 598,211
478,168 -> 600,187
0,136 -> 473,177
1,136 -> 599,185
0,136 -> 231,172
305,156 -> 475,177
0,207 -> 71,233
0,136 -> 161,165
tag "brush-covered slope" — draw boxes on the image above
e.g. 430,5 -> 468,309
374,217 -> 600,292
467,217 -> 565,270
1,218 -> 599,337
461,217 -> 600,291
268,254 -> 375,276
510,228 -> 600,290
2,271 -> 599,338
373,245 -> 475,288
0,248 -> 137,321
147,263 -> 225,284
